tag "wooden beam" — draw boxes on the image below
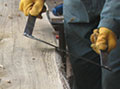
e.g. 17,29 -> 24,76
0,0 -> 65,89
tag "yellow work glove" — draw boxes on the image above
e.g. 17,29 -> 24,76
19,0 -> 44,16
90,27 -> 117,54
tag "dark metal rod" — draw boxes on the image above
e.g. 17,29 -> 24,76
24,34 -> 112,71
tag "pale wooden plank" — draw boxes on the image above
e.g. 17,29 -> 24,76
0,0 -> 64,89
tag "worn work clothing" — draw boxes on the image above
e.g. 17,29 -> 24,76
64,20 -> 102,89
63,0 -> 120,89
91,27 -> 117,54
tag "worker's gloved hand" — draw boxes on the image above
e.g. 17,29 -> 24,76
90,27 -> 117,54
19,0 -> 45,17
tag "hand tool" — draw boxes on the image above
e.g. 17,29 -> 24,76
24,15 -> 36,36
100,50 -> 112,71
93,30 -> 112,71
23,14 -> 112,71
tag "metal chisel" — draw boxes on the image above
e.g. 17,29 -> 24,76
100,50 -> 112,71
24,15 -> 37,36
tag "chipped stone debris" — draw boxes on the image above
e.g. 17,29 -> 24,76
8,15 -> 13,19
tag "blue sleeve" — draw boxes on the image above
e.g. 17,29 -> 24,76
98,0 -> 120,37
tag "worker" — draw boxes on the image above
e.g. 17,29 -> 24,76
19,0 -> 120,89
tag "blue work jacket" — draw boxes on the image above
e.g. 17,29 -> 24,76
63,1 -> 120,89
63,0 -> 120,37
